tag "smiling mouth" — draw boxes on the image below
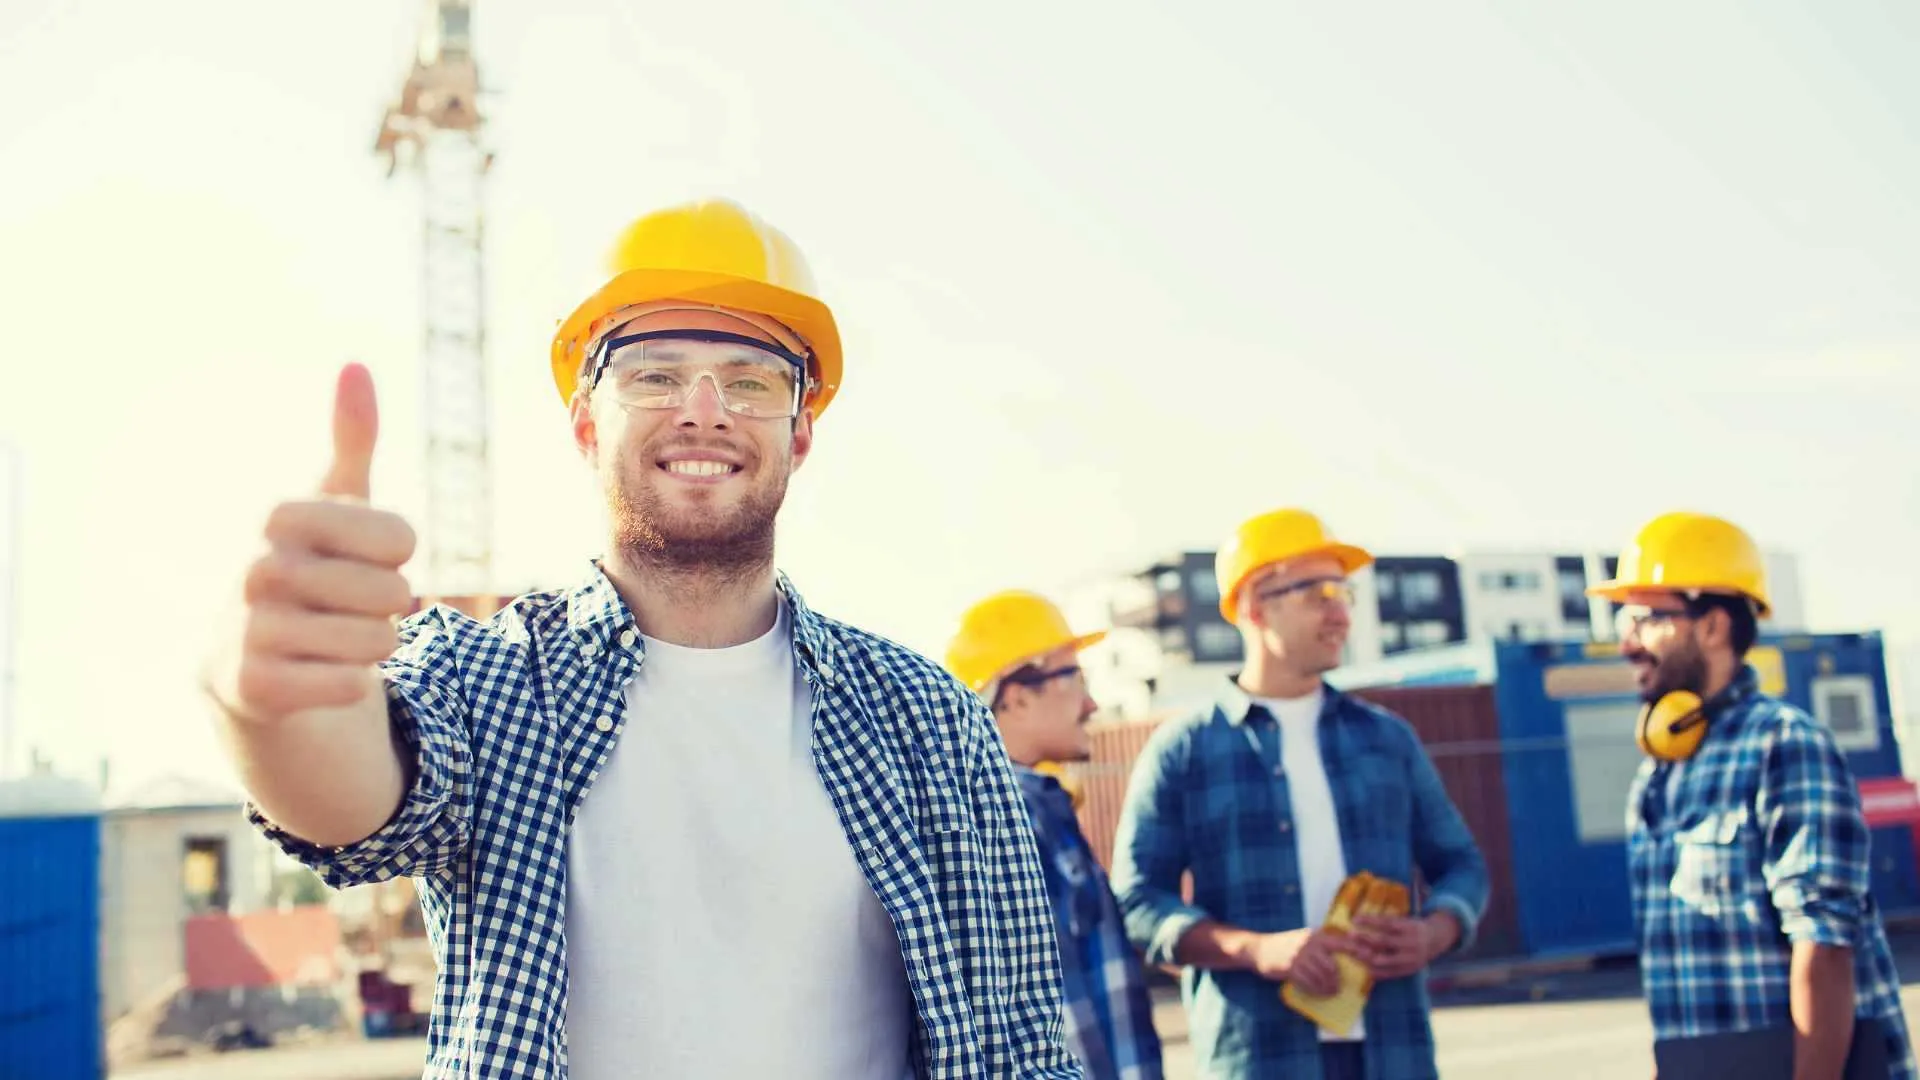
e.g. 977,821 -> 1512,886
659,460 -> 740,478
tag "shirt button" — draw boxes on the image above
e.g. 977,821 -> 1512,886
1284,883 -> 1299,895
618,629 -> 637,648
581,641 -> 599,657
1278,820 -> 1292,833
595,716 -> 615,733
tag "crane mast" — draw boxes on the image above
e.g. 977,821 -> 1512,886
374,0 -> 493,599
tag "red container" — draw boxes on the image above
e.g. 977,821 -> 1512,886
1070,685 -> 1524,961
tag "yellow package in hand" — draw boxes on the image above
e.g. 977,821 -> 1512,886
1280,870 -> 1410,1035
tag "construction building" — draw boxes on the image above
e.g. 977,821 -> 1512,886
1065,546 -> 1806,721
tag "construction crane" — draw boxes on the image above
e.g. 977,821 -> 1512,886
373,0 -> 494,601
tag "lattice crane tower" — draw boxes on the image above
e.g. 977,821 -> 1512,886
373,0 -> 493,599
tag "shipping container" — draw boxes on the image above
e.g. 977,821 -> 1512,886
1067,630 -> 1917,968
1330,630 -> 1920,960
0,776 -> 105,1080
1074,687 -> 1527,962
1344,684 -> 1525,962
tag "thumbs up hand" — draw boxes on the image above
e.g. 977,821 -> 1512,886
209,363 -> 419,724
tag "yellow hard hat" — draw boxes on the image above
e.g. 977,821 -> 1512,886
549,197 -> 845,418
1215,508 -> 1373,624
1587,511 -> 1772,617
944,590 -> 1108,694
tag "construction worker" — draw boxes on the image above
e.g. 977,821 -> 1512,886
1590,512 -> 1916,1080
202,198 -> 1082,1080
1109,508 -> 1489,1080
945,591 -> 1166,1080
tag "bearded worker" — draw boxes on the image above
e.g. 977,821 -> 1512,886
202,198 -> 1082,1080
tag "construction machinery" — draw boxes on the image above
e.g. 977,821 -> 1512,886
373,0 -> 494,600
354,2 -> 499,1033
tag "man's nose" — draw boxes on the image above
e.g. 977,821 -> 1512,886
674,374 -> 733,428
1620,623 -> 1649,657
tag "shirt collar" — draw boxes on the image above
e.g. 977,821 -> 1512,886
1013,764 -> 1073,808
1705,661 -> 1763,717
1216,671 -> 1340,726
563,560 -> 846,684
1213,664 -> 1336,722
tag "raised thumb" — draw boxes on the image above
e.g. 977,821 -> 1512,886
320,362 -> 379,500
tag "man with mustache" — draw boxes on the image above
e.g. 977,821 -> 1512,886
944,590 -> 1166,1080
1590,511 -> 1914,1080
201,198 -> 1082,1080
1110,507 -> 1488,1080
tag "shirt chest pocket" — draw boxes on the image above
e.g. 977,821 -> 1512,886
922,824 -> 991,919
1670,806 -> 1762,922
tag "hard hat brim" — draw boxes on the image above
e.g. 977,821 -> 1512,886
1066,629 -> 1109,656
551,268 -> 844,418
962,629 -> 1109,694
1586,577 -> 1773,618
1218,542 -> 1373,624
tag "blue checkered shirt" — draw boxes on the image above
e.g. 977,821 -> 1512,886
1109,678 -> 1489,1080
1627,664 -> 1917,1078
1013,766 -> 1165,1080
247,566 -> 1083,1080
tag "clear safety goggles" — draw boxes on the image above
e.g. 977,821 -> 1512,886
1613,603 -> 1692,641
586,330 -> 813,419
1254,576 -> 1355,610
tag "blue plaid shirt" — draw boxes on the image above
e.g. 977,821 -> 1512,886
1627,663 -> 1916,1078
1014,766 -> 1165,1080
247,566 -> 1083,1080
1109,678 -> 1489,1080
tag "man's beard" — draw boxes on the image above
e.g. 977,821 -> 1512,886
1642,639 -> 1709,704
604,458 -> 786,580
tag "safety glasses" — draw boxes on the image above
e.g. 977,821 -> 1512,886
585,329 -> 816,419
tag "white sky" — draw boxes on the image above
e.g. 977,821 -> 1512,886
0,0 -> 1915,797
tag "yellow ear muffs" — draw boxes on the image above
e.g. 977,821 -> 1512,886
1636,689 -> 1709,761
1034,760 -> 1086,810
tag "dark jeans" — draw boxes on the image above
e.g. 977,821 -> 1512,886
1321,1041 -> 1365,1080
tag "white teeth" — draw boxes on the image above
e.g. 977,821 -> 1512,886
666,460 -> 733,477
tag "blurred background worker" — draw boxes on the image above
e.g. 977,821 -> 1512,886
946,591 -> 1166,1080
1591,512 -> 1917,1080
1109,508 -> 1489,1080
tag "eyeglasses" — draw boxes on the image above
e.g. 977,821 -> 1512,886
587,330 -> 815,419
1613,604 -> 1690,641
1005,663 -> 1083,688
1254,577 -> 1354,610
991,664 -> 1084,708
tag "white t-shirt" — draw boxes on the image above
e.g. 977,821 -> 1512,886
565,601 -> 915,1079
1257,688 -> 1364,1042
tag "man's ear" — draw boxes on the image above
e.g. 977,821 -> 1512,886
1696,606 -> 1733,651
997,682 -> 1031,717
789,405 -> 815,471
1238,591 -> 1268,631
571,389 -> 598,462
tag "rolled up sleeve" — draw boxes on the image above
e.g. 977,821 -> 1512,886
1110,721 -> 1208,967
966,699 -> 1084,1078
246,612 -> 474,889
1759,718 -> 1872,946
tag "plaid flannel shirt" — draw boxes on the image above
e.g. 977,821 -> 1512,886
1109,678 -> 1489,1080
1627,663 -> 1917,1078
247,565 -> 1083,1080
1013,765 -> 1165,1080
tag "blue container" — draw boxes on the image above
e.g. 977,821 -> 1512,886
0,809 -> 103,1080
1334,630 -> 1920,962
